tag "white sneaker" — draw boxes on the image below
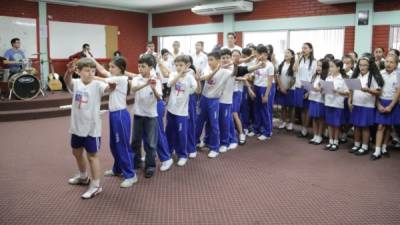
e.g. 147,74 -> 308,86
208,151 -> 219,158
247,131 -> 255,137
177,158 -> 188,167
301,127 -> 308,136
219,146 -> 228,153
286,123 -> 293,131
239,134 -> 246,144
68,175 -> 90,185
189,152 -> 197,159
197,141 -> 206,148
228,143 -> 238,150
258,135 -> 268,141
81,185 -> 102,199
279,122 -> 287,129
160,159 -> 174,172
120,176 -> 138,188
104,170 -> 121,177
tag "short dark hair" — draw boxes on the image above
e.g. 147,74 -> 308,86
227,32 -> 236,39
207,51 -> 221,60
256,45 -> 268,54
161,48 -> 169,56
232,49 -> 241,55
138,54 -> 155,67
220,48 -> 232,57
196,41 -> 204,47
389,48 -> 400,57
324,54 -> 335,61
242,48 -> 252,56
76,58 -> 96,70
113,50 -> 122,57
11,38 -> 20,45
174,55 -> 190,64
82,43 -> 90,49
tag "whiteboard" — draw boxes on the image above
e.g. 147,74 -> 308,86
49,21 -> 106,59
0,16 -> 38,58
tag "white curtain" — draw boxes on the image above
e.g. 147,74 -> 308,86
158,34 -> 218,55
289,29 -> 345,60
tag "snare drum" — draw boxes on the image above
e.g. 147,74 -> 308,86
8,73 -> 41,100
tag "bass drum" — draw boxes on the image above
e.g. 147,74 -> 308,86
8,73 -> 41,100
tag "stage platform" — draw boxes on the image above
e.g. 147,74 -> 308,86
0,91 -> 134,122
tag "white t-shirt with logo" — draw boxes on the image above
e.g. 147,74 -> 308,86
220,65 -> 235,104
380,70 -> 398,101
201,67 -> 232,99
352,72 -> 380,108
69,79 -> 107,137
295,58 -> 317,88
324,75 -> 348,109
167,71 -> 197,116
131,75 -> 162,117
105,75 -> 128,112
253,61 -> 274,87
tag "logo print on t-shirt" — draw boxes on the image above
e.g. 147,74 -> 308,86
175,82 -> 185,96
75,91 -> 89,109
207,79 -> 216,85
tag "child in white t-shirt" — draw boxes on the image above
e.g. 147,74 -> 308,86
308,59 -> 329,145
349,56 -> 384,155
372,55 -> 400,160
92,56 -> 137,188
64,58 -> 115,199
130,55 -> 163,178
323,60 -> 349,151
165,55 -> 197,167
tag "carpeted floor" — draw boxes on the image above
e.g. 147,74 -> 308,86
0,114 -> 400,225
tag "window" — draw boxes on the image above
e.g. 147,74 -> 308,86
243,31 -> 288,62
390,26 -> 400,50
243,28 -> 345,62
158,33 -> 218,55
289,29 -> 344,60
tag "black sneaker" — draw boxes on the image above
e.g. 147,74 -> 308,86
370,154 -> 381,161
144,168 -> 155,178
381,151 -> 390,158
355,148 -> 369,156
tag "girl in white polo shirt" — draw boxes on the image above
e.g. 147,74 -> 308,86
293,43 -> 317,138
371,55 -> 400,160
308,59 -> 329,145
323,59 -> 350,151
349,56 -> 384,156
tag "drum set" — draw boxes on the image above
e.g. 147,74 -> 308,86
1,58 -> 45,100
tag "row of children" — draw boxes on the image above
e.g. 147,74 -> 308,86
274,45 -> 400,161
63,42 -> 270,199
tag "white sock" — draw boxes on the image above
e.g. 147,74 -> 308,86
333,139 -> 339,145
373,147 -> 381,156
316,135 -> 321,142
382,144 -> 387,153
361,144 -> 368,151
354,142 -> 361,147
329,139 -> 333,144
92,179 -> 100,187
79,171 -> 88,178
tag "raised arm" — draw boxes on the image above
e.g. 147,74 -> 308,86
64,60 -> 76,91
200,65 -> 221,81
